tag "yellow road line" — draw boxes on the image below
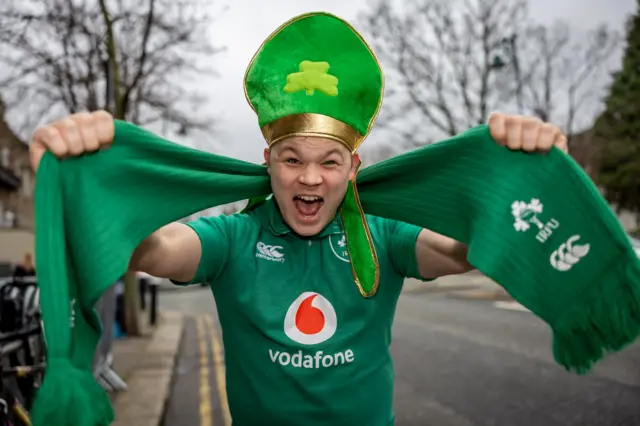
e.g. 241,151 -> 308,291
196,316 -> 213,426
204,314 -> 231,426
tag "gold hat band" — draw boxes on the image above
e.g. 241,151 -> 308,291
261,113 -> 364,153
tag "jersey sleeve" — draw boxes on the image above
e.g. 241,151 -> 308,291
384,219 -> 433,281
172,215 -> 231,286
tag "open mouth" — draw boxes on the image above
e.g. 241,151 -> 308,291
293,195 -> 324,220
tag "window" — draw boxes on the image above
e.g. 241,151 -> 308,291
1,147 -> 9,168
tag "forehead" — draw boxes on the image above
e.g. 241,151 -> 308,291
273,136 -> 350,156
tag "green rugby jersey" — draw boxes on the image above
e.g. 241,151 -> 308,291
182,198 -> 429,425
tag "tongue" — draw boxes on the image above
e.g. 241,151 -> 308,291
294,199 -> 322,216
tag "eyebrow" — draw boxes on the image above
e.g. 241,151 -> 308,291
279,145 -> 299,155
324,148 -> 346,159
278,146 -> 346,159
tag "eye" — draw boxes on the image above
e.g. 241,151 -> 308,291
286,158 -> 300,164
323,160 -> 338,166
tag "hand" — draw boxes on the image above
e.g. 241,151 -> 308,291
29,110 -> 114,173
488,113 -> 568,154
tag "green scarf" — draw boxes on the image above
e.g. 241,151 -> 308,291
31,120 -> 640,426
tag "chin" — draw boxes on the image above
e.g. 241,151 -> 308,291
290,223 -> 325,237
287,216 -> 327,237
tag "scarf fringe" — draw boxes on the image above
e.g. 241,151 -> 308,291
552,253 -> 640,373
31,359 -> 114,426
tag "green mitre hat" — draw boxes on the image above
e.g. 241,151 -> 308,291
243,12 -> 385,297
244,12 -> 384,152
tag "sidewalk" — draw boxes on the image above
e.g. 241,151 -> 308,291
403,270 -> 512,301
108,310 -> 185,426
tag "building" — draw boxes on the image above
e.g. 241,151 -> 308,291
0,99 -> 34,269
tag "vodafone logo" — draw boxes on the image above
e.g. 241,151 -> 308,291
270,292 -> 354,369
284,292 -> 337,345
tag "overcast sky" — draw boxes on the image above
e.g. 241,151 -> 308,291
4,0 -> 633,164
174,0 -> 636,164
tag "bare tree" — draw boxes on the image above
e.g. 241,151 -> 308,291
359,0 -> 528,147
493,21 -> 620,145
359,0 -> 620,148
0,0 -> 226,336
0,0 -> 226,140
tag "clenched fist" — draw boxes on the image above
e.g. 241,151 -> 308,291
488,113 -> 568,154
29,110 -> 114,173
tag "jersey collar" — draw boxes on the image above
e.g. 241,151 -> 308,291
263,196 -> 343,238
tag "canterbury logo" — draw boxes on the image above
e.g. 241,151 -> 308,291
549,235 -> 590,271
256,242 -> 285,262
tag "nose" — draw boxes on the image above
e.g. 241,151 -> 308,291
299,164 -> 323,186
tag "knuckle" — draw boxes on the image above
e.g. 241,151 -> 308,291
92,109 -> 113,121
32,125 -> 58,146
73,112 -> 93,126
92,110 -> 115,141
74,111 -> 92,119
543,122 -> 559,133
56,117 -> 78,134
523,117 -> 541,129
31,125 -> 50,144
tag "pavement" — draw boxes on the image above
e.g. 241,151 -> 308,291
108,310 -> 184,426
402,270 -> 513,301
107,275 -> 640,426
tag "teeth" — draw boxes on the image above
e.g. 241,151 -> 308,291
297,195 -> 321,201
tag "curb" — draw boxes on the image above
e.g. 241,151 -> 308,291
402,273 -> 514,302
402,283 -> 480,294
110,310 -> 184,426
156,278 -> 208,292
446,288 -> 513,301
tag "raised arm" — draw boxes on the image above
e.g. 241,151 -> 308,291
128,222 -> 202,283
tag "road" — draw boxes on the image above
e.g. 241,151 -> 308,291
160,286 -> 640,426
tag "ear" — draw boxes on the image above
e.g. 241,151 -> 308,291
348,153 -> 360,181
264,148 -> 271,175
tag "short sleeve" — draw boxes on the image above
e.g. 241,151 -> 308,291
385,219 -> 432,281
173,215 -> 231,286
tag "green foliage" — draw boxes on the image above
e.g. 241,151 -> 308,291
595,1 -> 640,212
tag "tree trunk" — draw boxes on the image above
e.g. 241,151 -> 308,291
99,0 -> 142,336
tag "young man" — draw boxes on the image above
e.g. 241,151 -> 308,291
29,12 -> 567,426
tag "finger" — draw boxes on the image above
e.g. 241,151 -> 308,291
554,134 -> 568,154
92,110 -> 115,148
488,112 -> 507,145
29,144 -> 45,173
29,126 -> 68,171
53,118 -> 84,156
505,115 -> 523,150
521,118 -> 541,152
74,112 -> 100,152
537,123 -> 558,152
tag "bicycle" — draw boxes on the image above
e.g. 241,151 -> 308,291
0,362 -> 46,426
0,278 -> 47,426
